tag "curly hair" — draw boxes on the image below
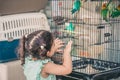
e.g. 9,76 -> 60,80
17,30 -> 54,65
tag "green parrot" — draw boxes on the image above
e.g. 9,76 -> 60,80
101,0 -> 113,22
71,0 -> 81,14
65,22 -> 75,31
111,4 -> 120,18
101,4 -> 109,22
108,2 -> 115,16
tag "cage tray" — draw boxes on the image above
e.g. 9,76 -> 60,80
68,56 -> 120,80
73,58 -> 120,73
54,55 -> 120,80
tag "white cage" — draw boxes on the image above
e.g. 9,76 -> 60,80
0,12 -> 50,41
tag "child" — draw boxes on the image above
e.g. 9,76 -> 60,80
17,30 -> 73,80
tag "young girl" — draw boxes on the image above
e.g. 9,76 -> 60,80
17,30 -> 72,80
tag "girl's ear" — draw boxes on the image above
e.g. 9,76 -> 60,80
47,51 -> 51,57
47,51 -> 53,57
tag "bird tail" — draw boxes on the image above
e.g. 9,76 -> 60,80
71,9 -> 77,14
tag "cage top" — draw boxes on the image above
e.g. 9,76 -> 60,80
0,0 -> 48,16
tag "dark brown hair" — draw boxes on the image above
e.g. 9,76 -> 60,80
17,30 -> 54,65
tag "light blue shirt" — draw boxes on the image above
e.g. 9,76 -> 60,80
23,57 -> 56,80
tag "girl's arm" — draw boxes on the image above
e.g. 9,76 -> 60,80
42,41 -> 72,76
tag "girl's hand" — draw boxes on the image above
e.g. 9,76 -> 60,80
64,41 -> 73,54
48,38 -> 64,57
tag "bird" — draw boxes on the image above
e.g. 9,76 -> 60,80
101,3 -> 110,22
101,0 -> 113,22
111,4 -> 120,18
65,22 -> 75,31
108,2 -> 115,17
71,0 -> 81,14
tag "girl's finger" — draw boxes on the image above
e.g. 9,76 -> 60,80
57,44 -> 64,48
56,49 -> 64,53
55,40 -> 62,44
55,41 -> 64,46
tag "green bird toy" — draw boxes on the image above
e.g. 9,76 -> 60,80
111,4 -> 120,18
65,22 -> 75,31
71,0 -> 81,14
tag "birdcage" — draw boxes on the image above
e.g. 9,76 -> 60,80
48,0 -> 120,80
0,12 -> 50,62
